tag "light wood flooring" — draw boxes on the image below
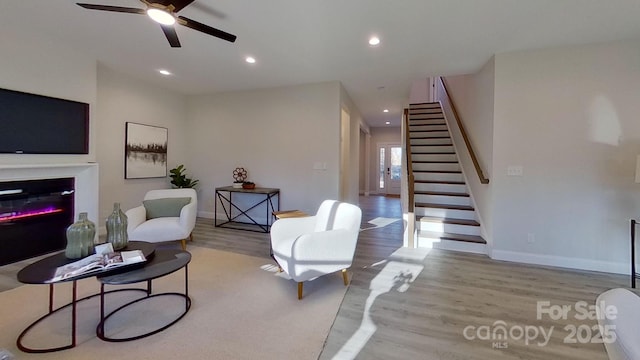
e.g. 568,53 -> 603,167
0,195 -> 632,359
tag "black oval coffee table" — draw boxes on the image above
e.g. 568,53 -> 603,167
96,249 -> 191,342
15,241 -> 155,353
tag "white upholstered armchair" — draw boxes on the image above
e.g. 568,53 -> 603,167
270,199 -> 362,300
126,188 -> 198,250
596,288 -> 640,360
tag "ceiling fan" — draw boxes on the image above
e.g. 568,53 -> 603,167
76,0 -> 237,47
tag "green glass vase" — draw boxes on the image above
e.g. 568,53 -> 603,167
106,202 -> 128,250
65,212 -> 96,259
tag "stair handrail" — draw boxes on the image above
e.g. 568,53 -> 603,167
404,107 -> 415,247
404,108 -> 415,211
439,77 -> 489,184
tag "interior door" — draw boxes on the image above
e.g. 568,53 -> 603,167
378,144 -> 402,196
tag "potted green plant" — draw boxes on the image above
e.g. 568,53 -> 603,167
169,164 -> 199,188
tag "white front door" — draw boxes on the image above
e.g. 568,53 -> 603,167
378,144 -> 402,196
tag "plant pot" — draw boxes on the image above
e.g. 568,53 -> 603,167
233,183 -> 243,188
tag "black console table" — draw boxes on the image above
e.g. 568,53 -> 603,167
215,186 -> 280,233
632,219 -> 639,288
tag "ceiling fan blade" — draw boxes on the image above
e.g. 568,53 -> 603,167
178,16 -> 237,43
76,3 -> 146,15
170,0 -> 196,12
160,25 -> 181,48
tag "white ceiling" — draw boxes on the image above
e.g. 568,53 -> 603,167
2,0 -> 640,127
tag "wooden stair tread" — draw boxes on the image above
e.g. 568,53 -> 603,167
415,202 -> 474,211
412,152 -> 456,155
410,143 -> 453,147
413,170 -> 461,174
414,190 -> 469,197
412,160 -> 457,163
410,136 -> 452,140
409,112 -> 443,115
414,180 -> 465,185
418,216 -> 480,226
410,102 -> 440,106
420,231 -> 486,244
410,131 -> 449,134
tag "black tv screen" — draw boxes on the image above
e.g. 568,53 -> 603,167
0,87 -> 89,154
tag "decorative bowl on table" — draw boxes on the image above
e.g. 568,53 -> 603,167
242,182 -> 255,189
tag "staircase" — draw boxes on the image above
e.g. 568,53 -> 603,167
408,102 -> 486,254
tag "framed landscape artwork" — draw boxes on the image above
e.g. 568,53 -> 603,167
125,122 -> 168,179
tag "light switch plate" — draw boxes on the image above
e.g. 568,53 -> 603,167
507,166 -> 523,176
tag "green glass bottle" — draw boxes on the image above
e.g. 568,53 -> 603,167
106,202 -> 128,250
65,212 -> 96,259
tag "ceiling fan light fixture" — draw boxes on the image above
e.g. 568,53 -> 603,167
147,8 -> 175,25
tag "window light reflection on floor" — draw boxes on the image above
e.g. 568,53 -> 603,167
332,247 -> 430,359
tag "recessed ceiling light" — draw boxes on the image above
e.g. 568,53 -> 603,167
383,109 -> 389,113
369,36 -> 380,46
385,121 -> 391,125
147,8 -> 175,26
245,56 -> 256,64
158,69 -> 171,75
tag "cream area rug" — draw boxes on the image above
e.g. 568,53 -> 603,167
0,246 -> 348,359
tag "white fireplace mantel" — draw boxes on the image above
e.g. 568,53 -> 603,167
0,163 -> 99,222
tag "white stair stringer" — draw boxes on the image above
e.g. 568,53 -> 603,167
409,102 -> 486,255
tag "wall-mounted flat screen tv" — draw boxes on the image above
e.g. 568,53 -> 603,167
0,87 -> 89,154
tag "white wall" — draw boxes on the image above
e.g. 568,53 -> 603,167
95,65 -> 188,226
491,40 -> 640,273
188,82 -> 342,217
0,30 -> 97,165
441,58 -> 495,244
410,78 -> 431,104
340,83 -> 364,205
0,28 -> 100,223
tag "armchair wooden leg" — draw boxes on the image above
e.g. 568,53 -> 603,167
181,239 -> 187,251
297,282 -> 303,300
189,232 -> 193,242
342,269 -> 349,286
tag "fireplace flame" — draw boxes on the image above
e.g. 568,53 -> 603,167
0,207 -> 64,222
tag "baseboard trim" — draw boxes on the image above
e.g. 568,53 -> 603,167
491,249 -> 628,275
198,211 -> 215,219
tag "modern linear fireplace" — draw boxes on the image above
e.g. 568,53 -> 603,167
0,177 -> 75,265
